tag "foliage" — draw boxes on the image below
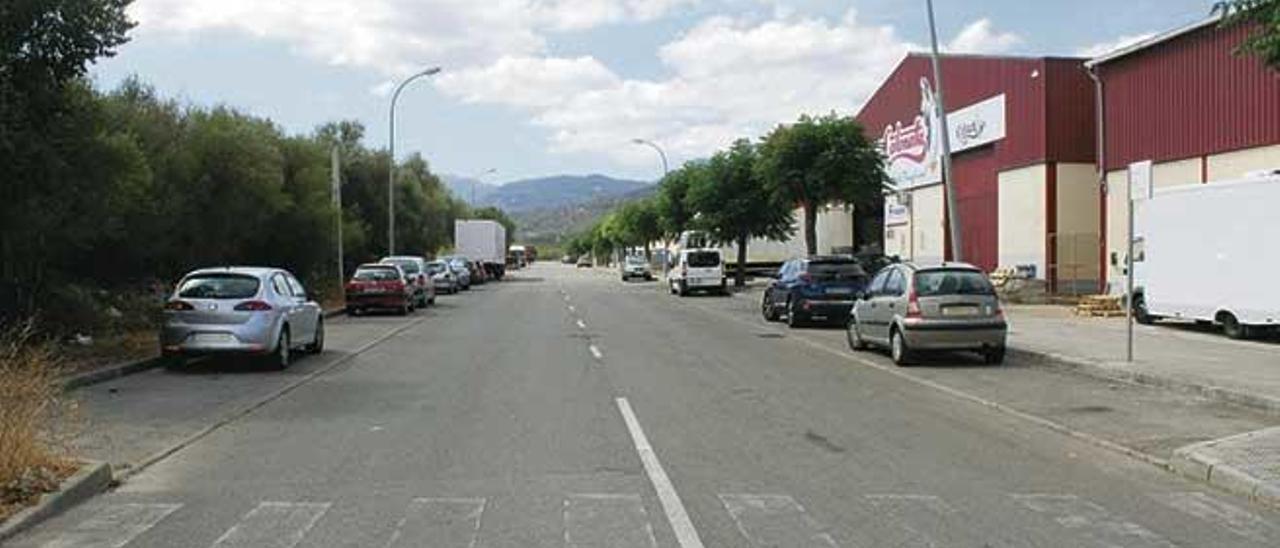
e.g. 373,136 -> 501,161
1215,0 -> 1280,69
653,165 -> 697,241
0,322 -> 73,521
686,140 -> 794,285
757,112 -> 887,256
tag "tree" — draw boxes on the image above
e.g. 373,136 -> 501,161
614,199 -> 663,260
757,113 -> 887,256
686,140 -> 794,287
654,165 -> 697,242
1215,0 -> 1280,69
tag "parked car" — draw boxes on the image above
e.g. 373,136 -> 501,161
345,263 -> 416,315
621,255 -> 653,281
576,255 -> 592,268
443,256 -> 472,290
160,267 -> 324,370
667,249 -> 726,296
426,260 -> 458,294
848,262 -> 1007,365
380,255 -> 435,308
762,256 -> 868,327
561,254 -> 575,264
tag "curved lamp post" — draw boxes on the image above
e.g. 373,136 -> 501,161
387,66 -> 442,255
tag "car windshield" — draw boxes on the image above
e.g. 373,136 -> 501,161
809,262 -> 866,282
687,251 -> 720,268
176,274 -> 260,299
913,269 -> 995,296
384,260 -> 419,274
353,267 -> 400,281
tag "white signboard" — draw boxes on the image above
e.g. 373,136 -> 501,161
1129,160 -> 1153,201
885,200 -> 910,226
879,81 -> 1007,190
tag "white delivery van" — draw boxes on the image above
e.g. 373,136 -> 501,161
667,248 -> 727,296
1132,172 -> 1280,338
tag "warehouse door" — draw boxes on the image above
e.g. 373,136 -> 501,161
950,146 -> 999,272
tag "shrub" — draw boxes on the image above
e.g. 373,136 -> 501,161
0,323 -> 74,519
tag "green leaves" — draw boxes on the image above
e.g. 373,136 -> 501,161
1214,0 -> 1280,70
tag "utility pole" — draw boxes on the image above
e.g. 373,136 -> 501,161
925,0 -> 964,262
388,66 -> 442,255
332,146 -> 344,293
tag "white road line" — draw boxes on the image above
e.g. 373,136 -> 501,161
383,498 -> 485,548
1012,494 -> 1176,548
1152,492 -> 1277,543
564,494 -> 658,548
865,494 -> 953,548
568,305 -> 577,313
42,503 -> 181,548
615,397 -> 706,548
210,502 -> 330,548
577,319 -> 587,329
589,345 -> 604,360
719,494 -> 838,548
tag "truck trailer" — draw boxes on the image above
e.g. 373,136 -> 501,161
455,220 -> 507,280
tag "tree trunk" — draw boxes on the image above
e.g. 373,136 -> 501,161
644,242 -> 651,262
735,235 -> 748,287
803,203 -> 818,256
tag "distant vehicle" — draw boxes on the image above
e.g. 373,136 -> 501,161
849,262 -> 1006,365
621,255 -> 653,281
525,245 -> 538,264
1132,173 -> 1280,339
456,220 -> 507,280
426,260 -> 458,294
667,249 -> 726,296
442,256 -> 472,290
380,255 -> 435,308
161,267 -> 324,370
762,256 -> 868,327
561,254 -> 575,264
509,244 -> 527,268
576,255 -> 592,268
345,263 -> 416,316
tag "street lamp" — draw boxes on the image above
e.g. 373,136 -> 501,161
387,66 -> 442,256
631,138 -> 669,176
924,0 -> 964,262
472,168 -> 497,208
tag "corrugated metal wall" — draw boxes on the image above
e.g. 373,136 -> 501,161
1099,22 -> 1280,171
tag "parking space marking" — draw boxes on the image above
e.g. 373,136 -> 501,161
1012,494 -> 1176,548
615,397 -> 706,548
589,345 -> 603,360
568,305 -> 576,313
210,502 -> 330,548
1152,492 -> 1277,543
577,319 -> 587,330
40,503 -> 181,548
719,494 -> 838,548
865,494 -> 954,548
564,494 -> 657,548
383,498 -> 485,548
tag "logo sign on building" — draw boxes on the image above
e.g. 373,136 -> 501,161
1128,160 -> 1153,200
879,79 -> 1006,190
885,200 -> 910,226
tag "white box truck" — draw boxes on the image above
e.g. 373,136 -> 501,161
1133,172 -> 1280,338
455,220 -> 507,280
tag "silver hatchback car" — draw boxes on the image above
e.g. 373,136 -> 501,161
160,267 -> 324,369
848,262 -> 1007,365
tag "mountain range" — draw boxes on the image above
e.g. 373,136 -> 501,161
442,173 -> 652,213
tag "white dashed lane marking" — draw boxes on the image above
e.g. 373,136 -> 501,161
576,319 -> 587,329
39,503 -> 180,548
210,502 -> 329,548
383,498 -> 485,548
719,494 -> 838,548
589,345 -> 603,360
564,494 -> 657,548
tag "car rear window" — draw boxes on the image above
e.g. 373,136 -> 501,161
808,262 -> 866,282
353,267 -> 400,281
913,269 -> 995,296
425,262 -> 446,274
687,251 -> 720,268
177,274 -> 260,299
626,256 -> 646,265
384,260 -> 419,274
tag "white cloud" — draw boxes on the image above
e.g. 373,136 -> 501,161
436,55 -> 621,107
947,18 -> 1021,54
1075,32 -> 1157,58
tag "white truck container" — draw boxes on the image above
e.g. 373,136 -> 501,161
1133,172 -> 1280,338
455,220 -> 507,278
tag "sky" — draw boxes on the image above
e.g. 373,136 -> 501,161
90,0 -> 1218,183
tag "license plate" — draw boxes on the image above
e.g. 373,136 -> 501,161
193,333 -> 234,343
942,305 -> 980,316
826,287 -> 853,295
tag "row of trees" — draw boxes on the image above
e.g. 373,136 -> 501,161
568,114 -> 888,286
0,1 -> 503,330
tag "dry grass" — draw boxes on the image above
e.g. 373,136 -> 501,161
0,322 -> 77,523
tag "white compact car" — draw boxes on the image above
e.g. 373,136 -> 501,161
667,249 -> 726,296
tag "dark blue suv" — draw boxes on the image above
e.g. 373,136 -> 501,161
762,256 -> 869,327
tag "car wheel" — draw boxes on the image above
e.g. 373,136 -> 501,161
1133,293 -> 1155,325
786,298 -> 802,328
846,317 -> 868,351
159,354 -> 185,370
346,306 -> 359,317
270,329 -> 291,370
398,303 -> 409,316
890,328 -> 912,366
306,319 -> 325,354
1220,312 -> 1250,340
678,281 -> 688,297
428,296 -> 435,306
761,292 -> 778,322
983,345 -> 1005,365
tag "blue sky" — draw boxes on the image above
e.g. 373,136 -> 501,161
91,0 -> 1216,183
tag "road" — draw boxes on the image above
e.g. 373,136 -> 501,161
11,263 -> 1280,547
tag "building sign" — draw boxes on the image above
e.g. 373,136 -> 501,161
885,200 -> 910,226
879,79 -> 1006,190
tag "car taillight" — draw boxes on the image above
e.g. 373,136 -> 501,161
992,302 -> 1004,318
906,290 -> 922,318
165,300 -> 194,311
234,300 -> 273,311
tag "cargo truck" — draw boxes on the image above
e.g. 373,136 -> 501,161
455,220 -> 507,280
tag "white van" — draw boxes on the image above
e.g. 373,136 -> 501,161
668,249 -> 727,296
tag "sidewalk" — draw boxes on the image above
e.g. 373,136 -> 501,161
1005,305 -> 1280,413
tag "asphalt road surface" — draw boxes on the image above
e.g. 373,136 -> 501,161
11,263 -> 1280,547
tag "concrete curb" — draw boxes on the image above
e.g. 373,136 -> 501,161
1006,347 -> 1280,415
0,460 -> 112,543
1171,428 -> 1280,509
62,308 -> 347,392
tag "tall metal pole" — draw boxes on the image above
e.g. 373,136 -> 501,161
472,167 -> 496,208
632,138 -> 670,274
387,66 -> 442,256
1126,189 -> 1135,362
925,0 -> 964,262
332,146 -> 344,294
